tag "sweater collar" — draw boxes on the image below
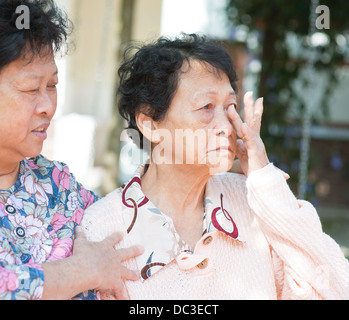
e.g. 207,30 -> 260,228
121,165 -> 243,281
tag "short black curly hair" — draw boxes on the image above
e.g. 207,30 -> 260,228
118,33 -> 238,149
0,0 -> 72,72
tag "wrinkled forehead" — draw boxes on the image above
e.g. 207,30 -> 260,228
179,59 -> 229,82
20,43 -> 55,67
177,60 -> 235,95
0,53 -> 58,85
0,43 -> 56,76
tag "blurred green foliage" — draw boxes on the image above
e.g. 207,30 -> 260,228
226,0 -> 349,198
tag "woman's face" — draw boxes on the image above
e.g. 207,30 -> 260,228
153,60 -> 237,175
0,52 -> 58,162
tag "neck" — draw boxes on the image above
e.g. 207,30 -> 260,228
141,164 -> 211,219
0,161 -> 20,190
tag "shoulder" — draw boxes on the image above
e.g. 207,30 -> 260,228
25,154 -> 72,184
85,187 -> 123,214
80,187 -> 125,241
26,154 -> 99,208
21,154 -> 71,196
26,154 -> 66,172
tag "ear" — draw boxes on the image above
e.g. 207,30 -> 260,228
135,109 -> 160,143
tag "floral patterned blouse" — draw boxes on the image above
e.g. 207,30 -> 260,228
0,155 -> 99,300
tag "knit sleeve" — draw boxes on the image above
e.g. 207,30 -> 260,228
246,163 -> 349,300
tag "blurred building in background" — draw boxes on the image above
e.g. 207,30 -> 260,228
42,0 -> 349,256
43,0 -> 163,194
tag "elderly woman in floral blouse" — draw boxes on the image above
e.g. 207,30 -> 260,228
0,0 -> 142,300
81,34 -> 349,300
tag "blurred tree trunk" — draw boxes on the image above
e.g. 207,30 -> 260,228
256,9 -> 280,150
102,0 -> 135,195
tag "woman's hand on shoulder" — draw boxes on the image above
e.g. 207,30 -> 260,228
74,228 -> 144,299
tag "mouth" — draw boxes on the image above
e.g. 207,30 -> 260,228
206,146 -> 234,157
32,123 -> 50,140
215,146 -> 232,152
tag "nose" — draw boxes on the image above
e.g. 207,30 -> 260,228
35,89 -> 57,119
213,108 -> 234,137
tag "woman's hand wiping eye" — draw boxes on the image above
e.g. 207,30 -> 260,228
227,91 -> 270,177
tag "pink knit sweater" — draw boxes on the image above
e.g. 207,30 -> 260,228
80,164 -> 349,299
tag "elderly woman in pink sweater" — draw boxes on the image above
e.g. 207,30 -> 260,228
80,34 -> 349,300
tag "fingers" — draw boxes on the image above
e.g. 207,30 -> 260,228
104,231 -> 125,246
243,91 -> 254,125
243,92 -> 264,134
74,226 -> 87,240
254,97 -> 264,120
228,91 -> 269,176
227,103 -> 244,138
276,168 -> 290,180
240,122 -> 255,146
228,92 -> 264,138
235,139 -> 246,161
121,265 -> 141,281
253,98 -> 263,134
117,282 -> 130,300
116,245 -> 144,262
108,281 -> 130,300
103,232 -> 144,261
101,234 -> 144,291
282,171 -> 290,180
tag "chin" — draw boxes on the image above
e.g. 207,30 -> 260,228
207,157 -> 234,176
24,147 -> 43,159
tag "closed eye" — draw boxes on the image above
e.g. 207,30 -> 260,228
202,104 -> 213,110
26,88 -> 40,94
